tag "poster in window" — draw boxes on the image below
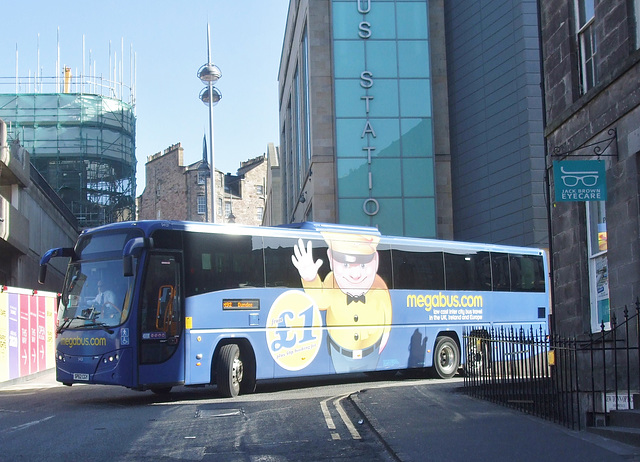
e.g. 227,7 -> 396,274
595,255 -> 610,326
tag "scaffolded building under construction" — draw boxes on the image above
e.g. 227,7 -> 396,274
0,70 -> 136,229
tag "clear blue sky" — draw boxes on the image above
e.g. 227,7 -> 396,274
0,0 -> 289,196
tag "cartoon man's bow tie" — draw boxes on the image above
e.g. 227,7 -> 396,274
347,294 -> 366,304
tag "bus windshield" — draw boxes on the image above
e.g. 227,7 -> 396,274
58,259 -> 132,330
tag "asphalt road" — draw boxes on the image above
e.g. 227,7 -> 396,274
2,370 -> 639,461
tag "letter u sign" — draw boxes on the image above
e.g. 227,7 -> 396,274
357,0 -> 371,14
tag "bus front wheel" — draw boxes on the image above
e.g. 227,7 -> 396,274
433,336 -> 460,379
217,344 -> 244,398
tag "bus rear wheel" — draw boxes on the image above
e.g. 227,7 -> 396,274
433,336 -> 460,379
217,344 -> 244,398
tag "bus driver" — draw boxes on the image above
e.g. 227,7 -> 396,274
292,233 -> 392,373
94,280 -> 120,320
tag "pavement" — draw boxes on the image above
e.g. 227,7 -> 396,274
351,379 -> 640,462
3,370 -> 640,462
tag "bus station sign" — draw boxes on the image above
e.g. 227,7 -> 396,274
553,160 -> 607,202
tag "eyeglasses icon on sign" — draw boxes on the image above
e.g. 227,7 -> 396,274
560,165 -> 599,187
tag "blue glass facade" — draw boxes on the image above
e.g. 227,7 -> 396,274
332,0 -> 436,237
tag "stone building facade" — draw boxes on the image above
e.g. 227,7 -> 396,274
137,143 -> 267,226
540,0 -> 640,338
138,143 -> 222,222
224,155 -> 268,226
263,143 -> 283,226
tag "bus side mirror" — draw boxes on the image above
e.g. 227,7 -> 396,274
38,265 -> 47,285
122,237 -> 153,277
38,247 -> 75,284
123,256 -> 134,277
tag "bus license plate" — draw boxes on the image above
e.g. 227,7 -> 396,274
73,373 -> 90,381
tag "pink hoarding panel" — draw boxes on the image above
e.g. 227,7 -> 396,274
1,288 -> 59,384
19,294 -> 30,376
37,295 -> 46,373
8,293 -> 19,380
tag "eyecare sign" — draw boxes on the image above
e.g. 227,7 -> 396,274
553,160 -> 607,202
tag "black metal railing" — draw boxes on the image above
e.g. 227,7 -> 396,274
463,299 -> 640,430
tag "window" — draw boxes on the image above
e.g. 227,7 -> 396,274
491,254 -> 511,291
217,198 -> 222,216
197,195 -> 206,215
225,201 -> 232,218
302,26 -> 311,166
293,67 -> 302,193
286,100 -> 294,216
392,247 -> 445,290
509,255 -> 546,292
587,201 -> 609,331
256,184 -> 264,196
263,236 -> 330,288
256,206 -> 264,221
444,252 -> 491,291
183,233 -> 265,296
635,0 -> 640,49
575,0 -> 597,93
197,171 -> 207,185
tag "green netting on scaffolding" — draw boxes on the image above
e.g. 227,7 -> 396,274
0,93 -> 136,229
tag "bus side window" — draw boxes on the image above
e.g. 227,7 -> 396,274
375,247 -> 393,290
263,236 -> 329,287
444,251 -> 490,291
491,253 -> 511,291
510,254 -> 545,292
184,233 -> 265,295
391,249 -> 445,290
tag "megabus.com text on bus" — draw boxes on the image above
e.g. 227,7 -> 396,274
406,293 -> 484,311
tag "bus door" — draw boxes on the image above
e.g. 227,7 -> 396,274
137,252 -> 185,388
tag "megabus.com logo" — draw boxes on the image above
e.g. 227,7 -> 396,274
60,337 -> 107,348
407,293 -> 483,311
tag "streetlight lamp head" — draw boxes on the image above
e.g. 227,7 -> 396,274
199,86 -> 222,106
198,63 -> 222,84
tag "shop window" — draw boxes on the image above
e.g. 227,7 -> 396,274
587,200 -> 609,331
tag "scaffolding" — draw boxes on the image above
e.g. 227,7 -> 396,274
0,79 -> 136,229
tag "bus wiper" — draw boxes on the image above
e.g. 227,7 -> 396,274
58,317 -> 114,335
57,318 -> 74,334
57,315 -> 99,334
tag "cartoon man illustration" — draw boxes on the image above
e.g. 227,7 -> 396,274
291,232 -> 392,373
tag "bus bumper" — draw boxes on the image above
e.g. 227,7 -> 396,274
56,347 -> 134,388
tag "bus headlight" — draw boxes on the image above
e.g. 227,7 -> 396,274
103,354 -> 119,363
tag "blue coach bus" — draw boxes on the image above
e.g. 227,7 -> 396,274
39,221 -> 550,397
